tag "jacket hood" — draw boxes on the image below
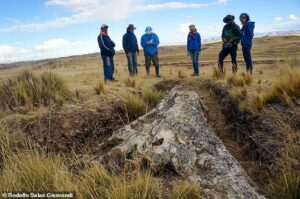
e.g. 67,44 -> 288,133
247,22 -> 255,31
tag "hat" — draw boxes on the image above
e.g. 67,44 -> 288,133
223,15 -> 235,23
101,24 -> 108,29
189,24 -> 196,30
145,26 -> 153,34
128,24 -> 136,30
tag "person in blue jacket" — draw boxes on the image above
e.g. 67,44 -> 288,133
97,24 -> 116,82
240,13 -> 255,75
187,24 -> 201,76
141,26 -> 160,77
123,24 -> 139,76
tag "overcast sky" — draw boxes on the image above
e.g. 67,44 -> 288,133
0,0 -> 299,63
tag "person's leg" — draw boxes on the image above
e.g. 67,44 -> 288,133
126,52 -> 134,76
242,47 -> 253,74
230,46 -> 238,74
110,56 -> 115,80
218,48 -> 230,72
145,55 -> 151,76
102,55 -> 111,81
132,52 -> 138,76
151,55 -> 160,76
193,50 -> 200,75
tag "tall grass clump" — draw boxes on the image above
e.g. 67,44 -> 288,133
212,67 -> 226,79
0,151 -> 77,193
227,75 -> 245,87
267,66 -> 300,105
0,70 -> 70,110
125,95 -> 147,120
170,181 -> 203,199
288,56 -> 300,68
143,89 -> 164,108
124,78 -> 136,88
94,81 -> 105,95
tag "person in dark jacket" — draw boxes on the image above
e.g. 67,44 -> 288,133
240,13 -> 255,75
218,15 -> 242,74
187,24 -> 201,76
141,26 -> 160,77
97,24 -> 116,82
123,24 -> 139,76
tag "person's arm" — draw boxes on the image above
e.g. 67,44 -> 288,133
141,35 -> 147,48
123,35 -> 128,54
198,33 -> 201,51
100,34 -> 111,51
233,25 -> 242,44
187,35 -> 190,52
134,36 -> 139,55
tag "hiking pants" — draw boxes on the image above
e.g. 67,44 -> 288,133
189,49 -> 200,75
126,52 -> 138,76
101,55 -> 115,81
242,46 -> 253,74
145,54 -> 160,76
218,45 -> 238,73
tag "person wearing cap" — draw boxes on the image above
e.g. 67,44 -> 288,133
123,24 -> 139,76
240,13 -> 255,75
187,24 -> 202,76
97,24 -> 116,82
141,26 -> 161,77
218,15 -> 242,74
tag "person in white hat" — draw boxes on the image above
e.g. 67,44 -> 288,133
141,26 -> 161,77
97,24 -> 116,82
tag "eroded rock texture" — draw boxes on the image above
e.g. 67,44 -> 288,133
96,86 -> 265,199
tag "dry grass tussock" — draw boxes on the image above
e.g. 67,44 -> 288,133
266,121 -> 300,199
0,142 -> 203,198
143,89 -> 164,108
94,81 -> 105,95
212,67 -> 226,80
0,70 -> 70,110
247,66 -> 300,114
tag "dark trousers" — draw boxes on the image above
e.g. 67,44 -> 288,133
218,45 -> 238,73
189,49 -> 200,75
242,47 -> 253,74
145,54 -> 160,76
126,52 -> 138,76
101,55 -> 115,81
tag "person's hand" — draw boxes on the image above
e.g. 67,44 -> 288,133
147,40 -> 153,45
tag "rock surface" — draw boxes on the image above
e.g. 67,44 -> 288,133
95,86 -> 265,199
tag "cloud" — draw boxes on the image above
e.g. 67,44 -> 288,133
0,45 -> 27,63
274,17 -> 283,22
0,0 -> 228,32
34,38 -> 85,51
289,14 -> 299,21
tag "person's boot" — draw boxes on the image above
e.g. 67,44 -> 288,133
232,63 -> 238,74
218,62 -> 224,73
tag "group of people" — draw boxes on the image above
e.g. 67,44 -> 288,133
97,13 -> 255,82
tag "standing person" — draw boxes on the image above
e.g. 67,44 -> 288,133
218,15 -> 242,74
97,24 -> 116,82
141,26 -> 161,77
187,24 -> 202,76
240,13 -> 255,75
123,24 -> 139,76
